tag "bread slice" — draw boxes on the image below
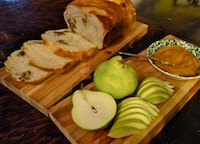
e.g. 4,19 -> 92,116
23,40 -> 74,72
64,0 -> 136,49
4,50 -> 52,83
41,29 -> 97,60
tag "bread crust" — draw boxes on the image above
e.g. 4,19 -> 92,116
52,46 -> 97,61
41,29 -> 97,61
22,40 -> 75,73
4,0 -> 136,83
25,54 -> 75,73
42,37 -> 97,61
4,50 -> 52,83
64,0 -> 136,48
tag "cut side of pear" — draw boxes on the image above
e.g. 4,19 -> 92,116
136,85 -> 171,99
116,104 -> 155,121
118,97 -> 160,117
138,77 -> 174,95
136,77 -> 174,104
117,97 -> 143,107
145,100 -> 161,113
144,94 -> 170,104
109,119 -> 148,138
108,97 -> 160,138
137,82 -> 171,96
114,112 -> 152,125
108,126 -> 142,138
112,118 -> 149,129
71,89 -> 117,130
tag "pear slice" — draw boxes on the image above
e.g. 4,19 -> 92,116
118,97 -> 160,117
114,112 -> 151,125
136,84 -> 170,99
108,108 -> 151,137
112,119 -> 148,131
108,125 -> 142,138
136,82 -> 171,96
144,93 -> 171,104
107,97 -> 160,138
117,97 -> 143,108
138,77 -> 174,95
71,89 -> 117,130
163,81 -> 174,95
145,100 -> 160,113
109,117 -> 148,138
116,104 -> 155,121
136,77 -> 174,104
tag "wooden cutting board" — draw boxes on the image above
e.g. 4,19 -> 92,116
0,21 -> 148,116
48,35 -> 200,144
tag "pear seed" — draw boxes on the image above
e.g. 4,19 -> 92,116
91,106 -> 97,113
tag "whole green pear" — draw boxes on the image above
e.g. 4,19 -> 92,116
93,55 -> 138,99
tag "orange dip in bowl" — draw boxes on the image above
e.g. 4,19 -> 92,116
153,45 -> 200,77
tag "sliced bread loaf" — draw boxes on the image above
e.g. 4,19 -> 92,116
4,50 -> 52,83
41,29 -> 97,60
64,0 -> 136,49
23,40 -> 74,72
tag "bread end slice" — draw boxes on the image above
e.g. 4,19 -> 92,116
4,50 -> 52,83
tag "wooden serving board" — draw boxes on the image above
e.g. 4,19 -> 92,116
48,35 -> 200,144
0,21 -> 148,116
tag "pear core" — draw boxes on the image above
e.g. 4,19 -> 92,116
94,55 -> 138,99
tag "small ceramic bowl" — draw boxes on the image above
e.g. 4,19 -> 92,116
147,39 -> 200,80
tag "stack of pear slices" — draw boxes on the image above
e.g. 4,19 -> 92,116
108,97 -> 160,138
136,77 -> 174,104
108,77 -> 174,138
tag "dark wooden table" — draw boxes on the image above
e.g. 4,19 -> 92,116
0,0 -> 200,144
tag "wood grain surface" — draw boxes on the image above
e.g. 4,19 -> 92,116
0,21 -> 148,116
48,35 -> 200,144
1,0 -> 200,144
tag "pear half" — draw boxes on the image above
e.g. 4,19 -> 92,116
71,89 -> 117,130
94,55 -> 138,99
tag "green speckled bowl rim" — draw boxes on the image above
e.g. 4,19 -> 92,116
146,39 -> 200,80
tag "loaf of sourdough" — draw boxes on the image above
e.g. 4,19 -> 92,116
4,50 -> 52,83
64,0 -> 136,49
41,29 -> 97,60
22,40 -> 75,72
